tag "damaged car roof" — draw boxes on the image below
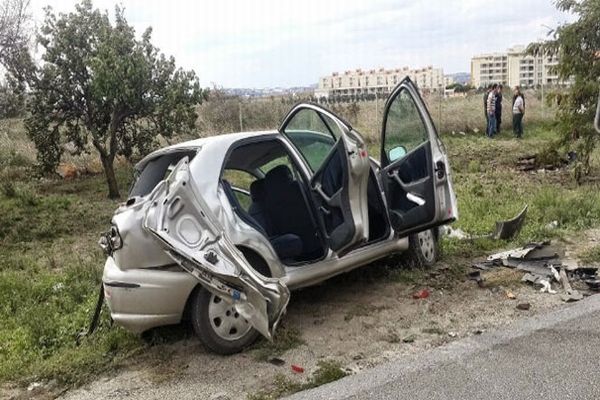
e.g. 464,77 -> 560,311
135,130 -> 279,171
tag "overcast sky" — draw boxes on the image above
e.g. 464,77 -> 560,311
29,0 -> 574,88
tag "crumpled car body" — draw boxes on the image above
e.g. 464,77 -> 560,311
101,78 -> 458,352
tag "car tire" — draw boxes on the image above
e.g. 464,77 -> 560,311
190,287 -> 259,355
406,228 -> 439,268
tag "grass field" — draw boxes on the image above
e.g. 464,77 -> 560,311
0,91 -> 596,392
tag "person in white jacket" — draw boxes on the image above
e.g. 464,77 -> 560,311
512,86 -> 525,138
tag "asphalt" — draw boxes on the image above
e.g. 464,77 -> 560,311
286,294 -> 600,400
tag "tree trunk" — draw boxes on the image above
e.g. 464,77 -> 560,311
101,155 -> 120,199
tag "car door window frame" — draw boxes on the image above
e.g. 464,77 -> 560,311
280,103 -> 352,175
380,84 -> 435,169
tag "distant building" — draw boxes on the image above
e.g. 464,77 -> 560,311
315,65 -> 444,99
471,45 -> 563,88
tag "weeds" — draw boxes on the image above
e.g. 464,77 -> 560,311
578,245 -> 600,265
247,360 -> 348,400
250,326 -> 305,362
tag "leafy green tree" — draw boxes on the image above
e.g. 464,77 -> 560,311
529,0 -> 600,181
24,1 -> 205,197
0,77 -> 24,118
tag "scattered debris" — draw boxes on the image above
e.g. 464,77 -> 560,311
559,269 -> 584,302
492,205 -> 528,240
443,206 -> 528,241
291,365 -> 304,373
468,270 -> 485,287
516,302 -> 531,310
545,220 -> 559,230
448,331 -> 458,338
268,357 -> 285,366
412,289 -> 430,299
402,334 -> 416,343
473,329 -> 484,335
505,290 -> 516,299
27,382 -> 42,392
472,241 -> 599,302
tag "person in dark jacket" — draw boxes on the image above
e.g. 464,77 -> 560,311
495,84 -> 503,133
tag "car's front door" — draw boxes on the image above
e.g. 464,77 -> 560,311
379,78 -> 457,236
143,156 -> 289,341
280,104 -> 370,255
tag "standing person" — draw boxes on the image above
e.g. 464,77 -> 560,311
483,85 -> 491,130
512,86 -> 525,138
495,84 -> 503,133
486,84 -> 498,138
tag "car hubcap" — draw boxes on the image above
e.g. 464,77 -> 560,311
417,229 -> 436,263
208,294 -> 252,341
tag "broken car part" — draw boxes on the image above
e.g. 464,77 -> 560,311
492,205 -> 528,240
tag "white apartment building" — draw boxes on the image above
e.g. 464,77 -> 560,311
315,65 -> 444,99
471,45 -> 563,88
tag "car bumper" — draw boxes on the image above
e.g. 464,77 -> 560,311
102,257 -> 198,333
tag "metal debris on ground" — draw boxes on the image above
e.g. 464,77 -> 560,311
471,241 -> 599,302
268,357 -> 285,366
492,205 -> 528,240
442,205 -> 528,241
516,302 -> 531,310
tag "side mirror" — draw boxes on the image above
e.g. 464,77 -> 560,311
595,90 -> 600,134
388,145 -> 407,162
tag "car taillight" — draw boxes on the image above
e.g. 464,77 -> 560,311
99,225 -> 123,255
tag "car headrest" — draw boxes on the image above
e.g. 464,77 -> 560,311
265,165 -> 293,186
250,179 -> 266,201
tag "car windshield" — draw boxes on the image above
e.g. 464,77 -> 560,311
129,150 -> 197,197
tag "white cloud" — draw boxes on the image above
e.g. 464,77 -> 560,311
29,0 -> 574,87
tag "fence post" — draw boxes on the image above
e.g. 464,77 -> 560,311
238,101 -> 243,131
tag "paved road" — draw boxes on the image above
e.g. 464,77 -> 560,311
287,294 -> 600,400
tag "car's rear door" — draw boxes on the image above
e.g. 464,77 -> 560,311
143,156 -> 289,341
378,78 -> 457,236
279,104 -> 370,255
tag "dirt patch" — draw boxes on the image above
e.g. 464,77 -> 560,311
12,233 -> 599,400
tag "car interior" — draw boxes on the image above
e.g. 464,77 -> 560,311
221,139 -> 326,264
221,137 -> 389,266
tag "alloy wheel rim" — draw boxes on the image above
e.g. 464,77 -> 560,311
208,294 -> 252,341
417,229 -> 436,263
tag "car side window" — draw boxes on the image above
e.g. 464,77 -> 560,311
383,88 -> 429,164
283,108 -> 339,172
222,169 -> 255,210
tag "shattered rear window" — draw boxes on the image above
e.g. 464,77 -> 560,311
129,150 -> 197,197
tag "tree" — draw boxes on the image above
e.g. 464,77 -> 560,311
529,0 -> 600,180
24,0 -> 205,198
0,76 -> 24,117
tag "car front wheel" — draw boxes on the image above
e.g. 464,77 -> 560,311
406,228 -> 439,268
190,287 -> 259,355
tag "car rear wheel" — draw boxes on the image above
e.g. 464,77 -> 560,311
406,228 -> 439,268
190,287 -> 259,355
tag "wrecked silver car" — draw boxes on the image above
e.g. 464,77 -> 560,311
100,78 -> 457,354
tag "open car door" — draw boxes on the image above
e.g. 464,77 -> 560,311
280,104 -> 370,255
379,78 -> 457,236
143,157 -> 289,341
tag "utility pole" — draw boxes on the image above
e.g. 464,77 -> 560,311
238,101 -> 243,131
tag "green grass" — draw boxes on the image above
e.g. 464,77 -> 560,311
249,326 -> 305,362
0,168 -> 146,386
247,360 -> 348,400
